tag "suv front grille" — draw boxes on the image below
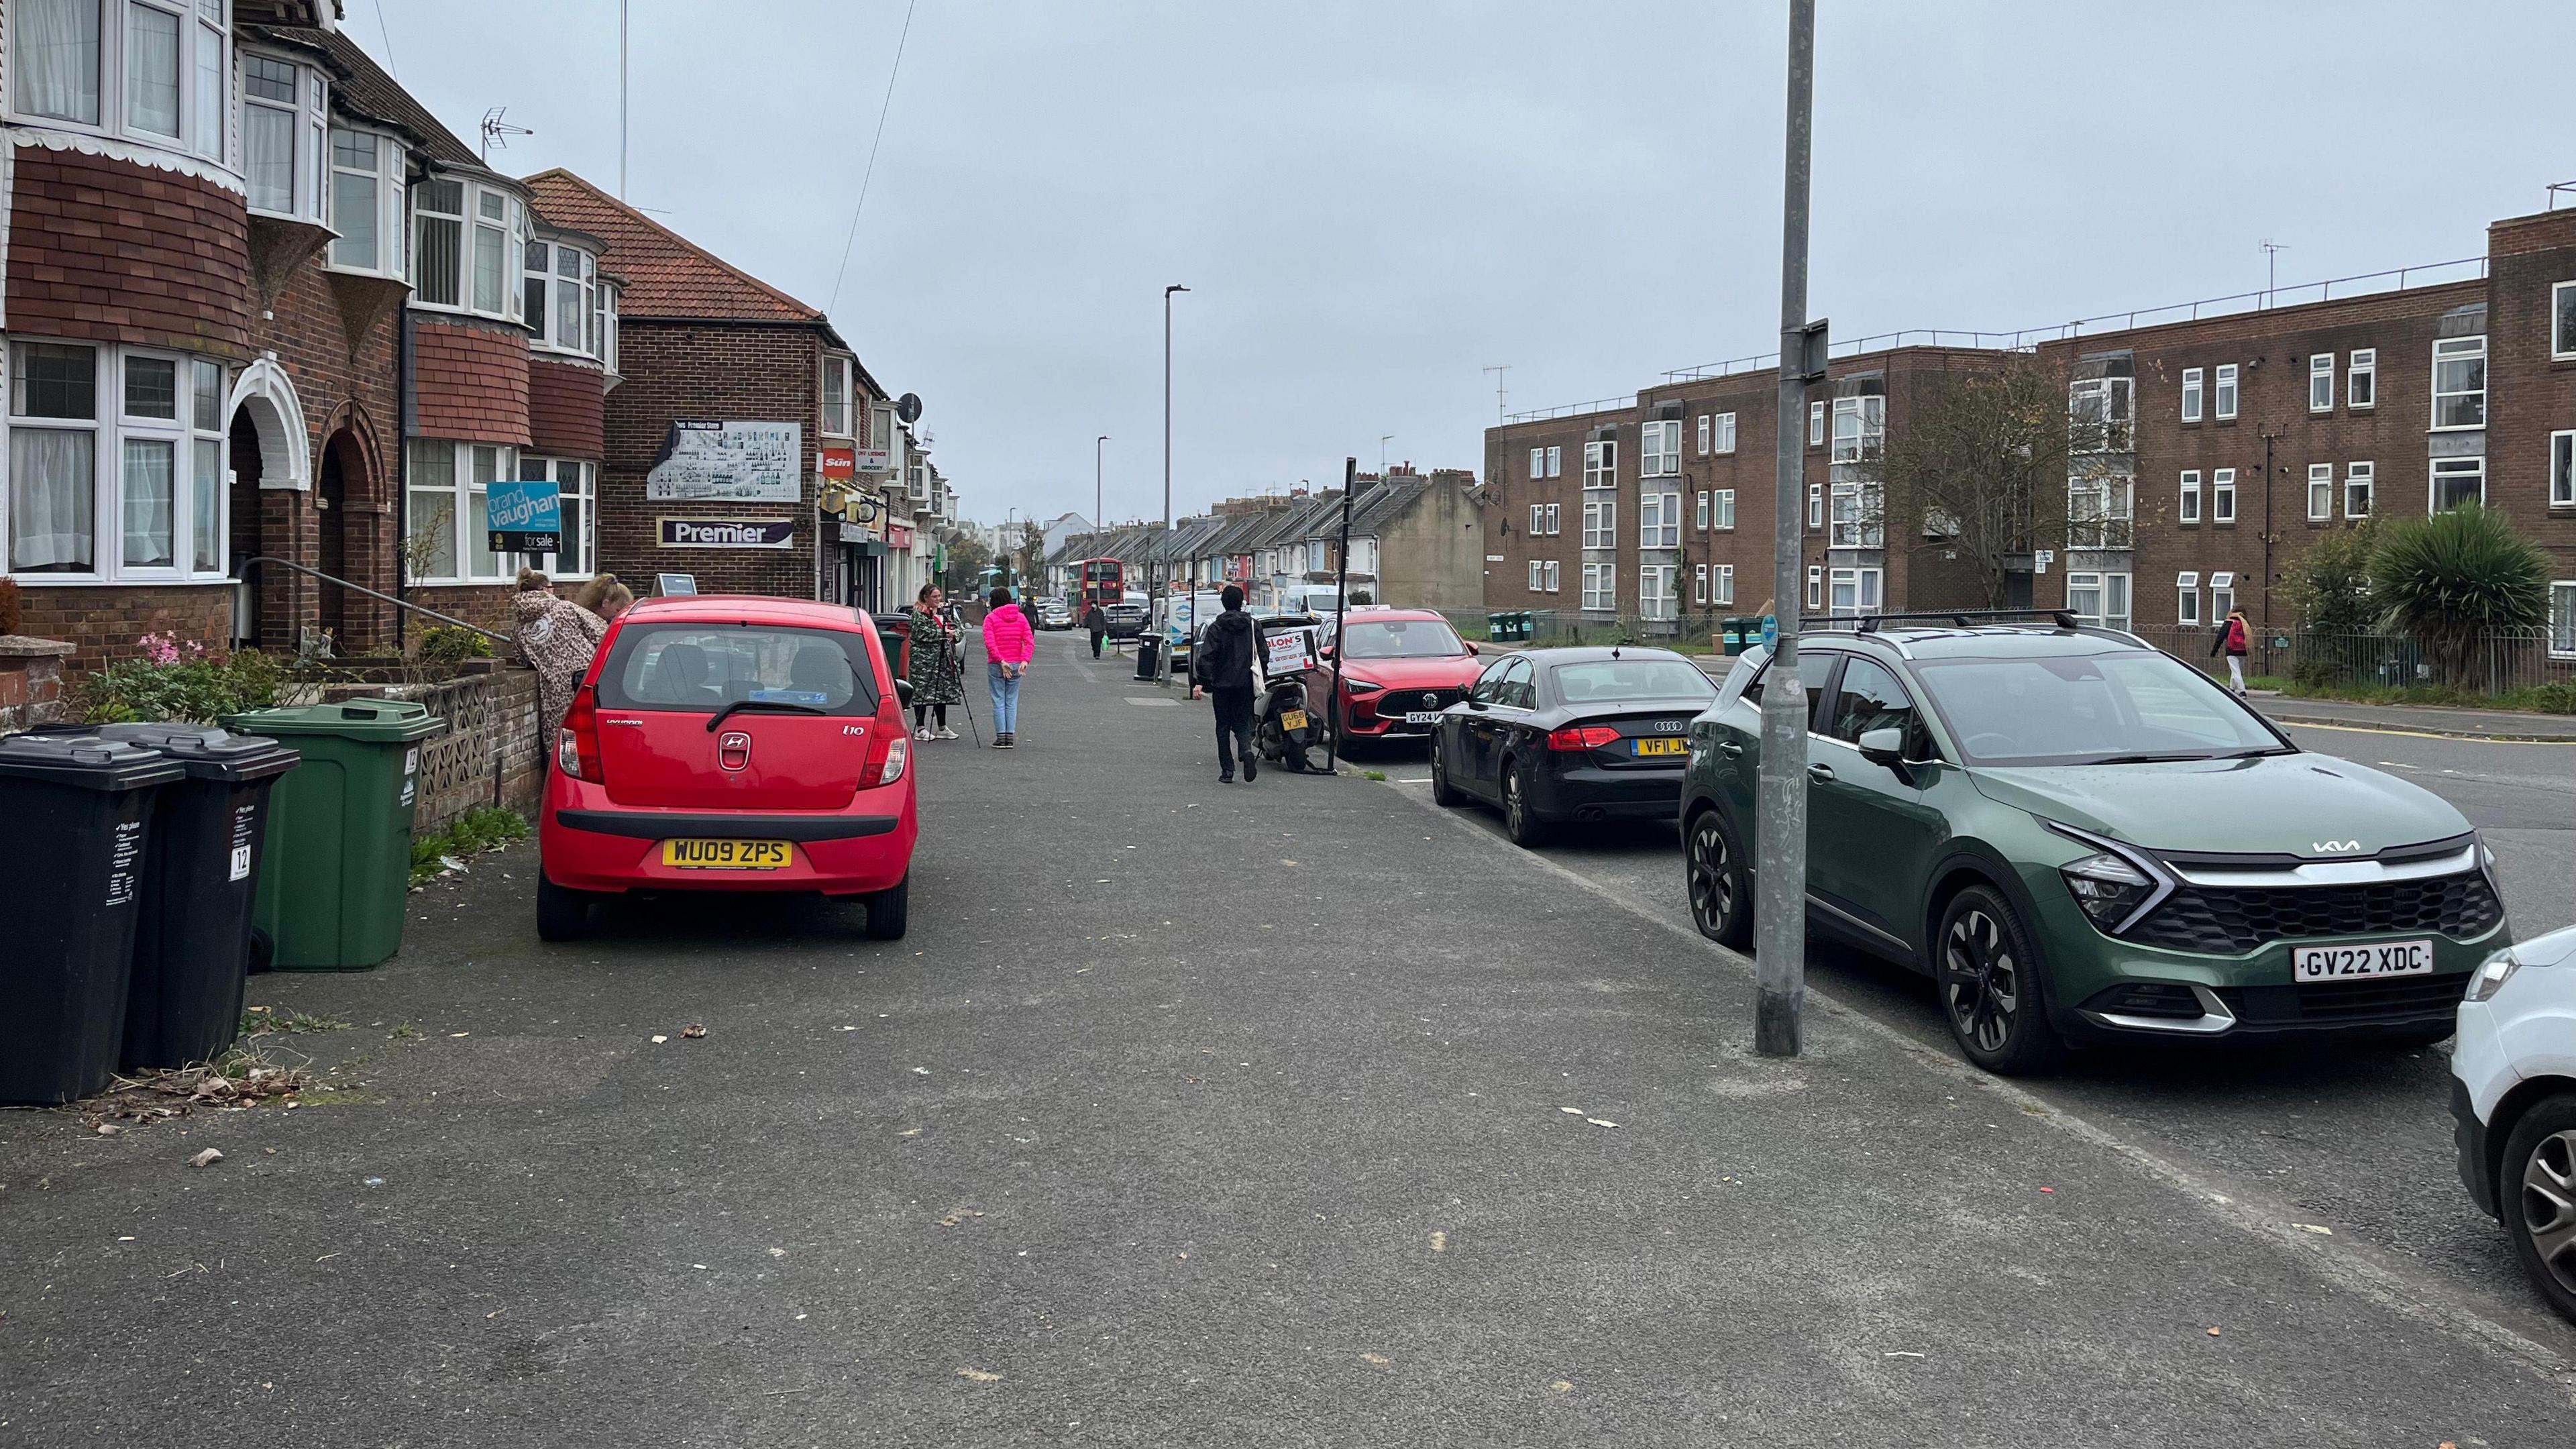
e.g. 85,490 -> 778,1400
2219,973 -> 2471,1025
2126,871 -> 2502,955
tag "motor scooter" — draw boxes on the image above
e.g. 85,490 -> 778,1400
1252,614 -> 1330,772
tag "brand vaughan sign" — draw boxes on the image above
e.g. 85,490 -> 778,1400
645,420 -> 804,502
484,478 -> 562,554
658,517 -> 797,549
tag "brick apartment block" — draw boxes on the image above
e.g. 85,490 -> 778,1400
1487,203 -> 2576,665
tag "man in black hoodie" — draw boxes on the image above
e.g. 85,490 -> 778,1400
1189,584 -> 1260,784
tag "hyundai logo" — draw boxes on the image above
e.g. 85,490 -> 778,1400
718,731 -> 753,772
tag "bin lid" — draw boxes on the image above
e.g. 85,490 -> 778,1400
221,698 -> 446,742
0,733 -> 186,791
82,722 -> 303,782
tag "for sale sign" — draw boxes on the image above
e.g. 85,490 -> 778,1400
486,477 -> 563,553
657,517 -> 798,549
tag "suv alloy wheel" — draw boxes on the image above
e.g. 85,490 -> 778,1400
2501,1095 -> 2576,1323
1935,885 -> 2065,1075
1686,808 -> 1752,949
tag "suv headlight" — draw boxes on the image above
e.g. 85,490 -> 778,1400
2467,946 -> 2523,1003
2061,852 -> 2155,930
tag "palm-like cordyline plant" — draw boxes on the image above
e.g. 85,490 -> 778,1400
2371,503 -> 2548,683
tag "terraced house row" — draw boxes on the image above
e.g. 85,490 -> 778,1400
1483,200 -> 2576,660
1,0 -> 952,678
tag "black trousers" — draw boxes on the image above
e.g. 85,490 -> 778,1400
1211,687 -> 1254,773
1089,629 -> 1105,658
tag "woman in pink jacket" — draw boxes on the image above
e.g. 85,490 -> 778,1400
980,586 -> 1036,748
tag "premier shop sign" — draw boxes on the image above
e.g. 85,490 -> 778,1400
657,518 -> 798,549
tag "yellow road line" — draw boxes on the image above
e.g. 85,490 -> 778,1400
2280,720 -> 2576,745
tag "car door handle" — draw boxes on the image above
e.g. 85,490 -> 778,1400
1808,762 -> 1835,781
1717,741 -> 1745,757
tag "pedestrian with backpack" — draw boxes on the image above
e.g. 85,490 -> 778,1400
1188,584 -> 1262,784
981,586 -> 1035,748
2209,608 -> 2251,696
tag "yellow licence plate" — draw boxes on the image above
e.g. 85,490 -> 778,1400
1281,708 -> 1309,732
661,839 -> 792,869
1631,737 -> 1687,757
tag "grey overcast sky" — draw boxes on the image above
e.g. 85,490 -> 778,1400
363,0 -> 2576,527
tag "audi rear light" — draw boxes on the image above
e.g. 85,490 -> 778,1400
559,683 -> 604,781
1547,724 -> 1622,752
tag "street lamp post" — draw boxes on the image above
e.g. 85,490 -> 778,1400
1095,434 -> 1109,542
1163,284 -> 1189,609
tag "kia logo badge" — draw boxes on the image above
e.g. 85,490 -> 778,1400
718,731 -> 753,771
2312,839 -> 2361,854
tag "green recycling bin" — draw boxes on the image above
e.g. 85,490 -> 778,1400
219,699 -> 446,971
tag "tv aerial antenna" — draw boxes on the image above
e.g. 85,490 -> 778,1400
479,107 -> 534,163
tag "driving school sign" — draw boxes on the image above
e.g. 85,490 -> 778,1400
644,420 -> 803,502
658,517 -> 797,549
485,477 -> 561,553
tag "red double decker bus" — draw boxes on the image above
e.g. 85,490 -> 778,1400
1073,557 -> 1125,609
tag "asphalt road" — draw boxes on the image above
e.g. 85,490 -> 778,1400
3,639 -> 2573,1446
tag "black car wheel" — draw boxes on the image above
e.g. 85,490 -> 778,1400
865,874 -> 911,941
1501,758 -> 1548,848
536,874 -> 594,942
1686,807 -> 1752,949
1935,885 -> 2064,1075
1429,730 -> 1463,806
2501,1093 -> 2576,1326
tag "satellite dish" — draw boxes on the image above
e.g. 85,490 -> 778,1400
896,392 -> 923,425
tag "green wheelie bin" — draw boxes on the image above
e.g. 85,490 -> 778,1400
219,699 -> 446,971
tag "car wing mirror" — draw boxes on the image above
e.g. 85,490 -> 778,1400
1857,726 -> 1904,767
895,678 -> 915,708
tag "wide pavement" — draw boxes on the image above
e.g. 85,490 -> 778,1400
3,633 -> 2571,1447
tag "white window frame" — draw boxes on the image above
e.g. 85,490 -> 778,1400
2431,335 -> 2487,431
1528,503 -> 1544,535
2308,354 -> 2333,413
326,124 -> 407,276
1830,395 -> 1885,464
2210,574 -> 2237,624
2430,455 -> 2485,513
1580,495 -> 1616,549
1545,445 -> 1562,478
820,355 -> 857,438
1712,562 -> 1733,606
1543,559 -> 1560,593
517,455 -> 597,579
2180,366 -> 2203,423
1529,446 -> 1545,478
2551,580 -> 2576,660
1829,479 -> 1883,547
2214,363 -> 2239,421
2553,282 -> 2576,362
1826,566 -> 1883,618
1640,488 -> 1679,548
1639,564 -> 1678,621
1527,559 -> 1543,591
2348,348 -> 2376,411
405,439 -> 523,585
1809,400 -> 1826,447
240,45 -> 327,222
1711,411 -> 1737,454
2212,468 -> 2237,523
1580,561 -> 1616,612
1695,490 -> 1709,531
2176,572 -> 2201,626
2178,469 -> 2202,524
411,174 -> 527,325
1807,481 -> 1823,530
3,339 -> 229,584
2068,377 -> 2133,453
1642,419 -> 1680,478
7,0 -> 233,161
1713,488 -> 1735,530
2347,460 -> 2375,519
2065,570 -> 2131,631
2551,431 -> 2574,508
1544,502 -> 1560,535
1805,564 -> 1823,609
1582,439 -> 1616,488
2306,462 -> 2333,521
1696,415 -> 1711,455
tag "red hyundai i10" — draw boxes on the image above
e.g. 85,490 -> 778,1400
537,596 -> 918,941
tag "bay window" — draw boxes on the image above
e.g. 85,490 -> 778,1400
11,0 -> 231,159
1580,496 -> 1615,548
413,179 -> 464,308
823,356 -> 857,437
1582,439 -> 1616,488
472,192 -> 509,315
525,237 -> 602,354
406,439 -> 521,584
328,126 -> 405,273
5,340 -> 227,581
1642,419 -> 1680,478
1830,395 -> 1884,463
519,455 -> 598,577
241,48 -> 326,221
597,282 -> 620,372
1829,480 -> 1882,547
413,176 -> 527,323
2068,377 -> 2132,453
126,1 -> 181,138
2431,335 -> 2486,430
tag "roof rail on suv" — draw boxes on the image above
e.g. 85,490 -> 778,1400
1796,608 -> 2153,651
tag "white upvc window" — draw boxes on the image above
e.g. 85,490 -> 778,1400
1829,480 -> 1883,547
1713,411 -> 1737,453
5,340 -> 227,582
2214,364 -> 2239,421
1830,395 -> 1885,464
1712,563 -> 1733,606
9,0 -> 232,160
2179,469 -> 2202,523
1545,445 -> 1562,478
2347,460 -> 2375,518
2432,335 -> 2487,430
2212,468 -> 2237,523
2306,463 -> 2334,521
1805,565 -> 1823,610
1529,446 -> 1545,478
405,439 -> 521,584
1808,400 -> 1825,446
1528,503 -> 1544,534
2552,431 -> 2575,509
1544,502 -> 1560,535
1697,415 -> 1711,454
2068,376 -> 2134,454
597,282 -> 621,372
1693,562 -> 1707,605
1580,561 -> 1615,612
2430,455 -> 2485,513
821,356 -> 857,437
2309,353 -> 2333,412
1527,559 -> 1543,591
2180,367 -> 2203,423
1713,488 -> 1735,529
241,48 -> 326,221
1543,559 -> 1560,592
2065,571 -> 2131,631
517,455 -> 597,579
1695,490 -> 1709,530
2551,580 -> 2576,659
412,175 -> 527,324
2067,470 -> 2133,548
1827,566 -> 1882,618
524,239 -> 600,356
2176,572 -> 2201,626
2349,348 -> 2376,410
1580,495 -> 1615,549
1582,439 -> 1617,488
1807,481 -> 1823,530
1642,419 -> 1680,478
327,125 -> 407,275
2209,572 -> 2236,623
1640,489 -> 1679,548
1639,564 -> 1678,621
2553,282 -> 2576,362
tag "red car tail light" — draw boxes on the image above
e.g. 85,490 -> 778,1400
1547,724 -> 1621,752
860,709 -> 907,786
559,683 -> 605,781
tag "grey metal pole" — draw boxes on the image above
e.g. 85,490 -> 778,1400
1324,457 -> 1356,774
1756,0 -> 1817,1059
1165,284 -> 1187,608
1096,434 -> 1108,542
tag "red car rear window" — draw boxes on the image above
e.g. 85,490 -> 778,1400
597,623 -> 882,716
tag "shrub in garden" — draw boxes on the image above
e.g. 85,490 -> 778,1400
82,633 -> 284,724
2369,504 -> 2547,684
418,625 -> 494,663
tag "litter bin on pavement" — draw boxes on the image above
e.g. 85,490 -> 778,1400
0,734 -> 184,1104
1134,637 -> 1161,681
91,724 -> 301,1068
219,699 -> 445,972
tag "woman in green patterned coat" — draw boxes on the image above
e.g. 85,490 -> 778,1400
906,583 -> 965,741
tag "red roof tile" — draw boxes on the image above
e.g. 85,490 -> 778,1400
523,170 -> 824,324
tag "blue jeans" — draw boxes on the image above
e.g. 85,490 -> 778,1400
987,660 -> 1022,734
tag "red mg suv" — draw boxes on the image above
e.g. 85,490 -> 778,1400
537,596 -> 918,941
1328,610 -> 1485,743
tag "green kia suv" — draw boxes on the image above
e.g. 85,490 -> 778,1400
1681,617 -> 2510,1075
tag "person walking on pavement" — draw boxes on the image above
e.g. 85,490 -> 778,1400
513,569 -> 630,751
1189,584 -> 1261,784
981,585 -> 1035,748
905,583 -> 964,741
1083,600 -> 1108,659
2209,607 -> 2251,696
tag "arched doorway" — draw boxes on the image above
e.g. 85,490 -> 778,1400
223,362 -> 311,651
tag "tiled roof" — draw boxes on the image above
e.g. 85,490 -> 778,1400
523,169 -> 828,325
239,23 -> 483,171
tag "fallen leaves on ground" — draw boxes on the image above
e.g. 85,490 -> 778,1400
76,1047 -> 325,1132
680,1024 -> 706,1039
956,1368 -> 1002,1383
189,1148 -> 223,1167
936,1208 -> 985,1228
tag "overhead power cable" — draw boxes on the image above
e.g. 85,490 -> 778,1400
826,0 -> 919,317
